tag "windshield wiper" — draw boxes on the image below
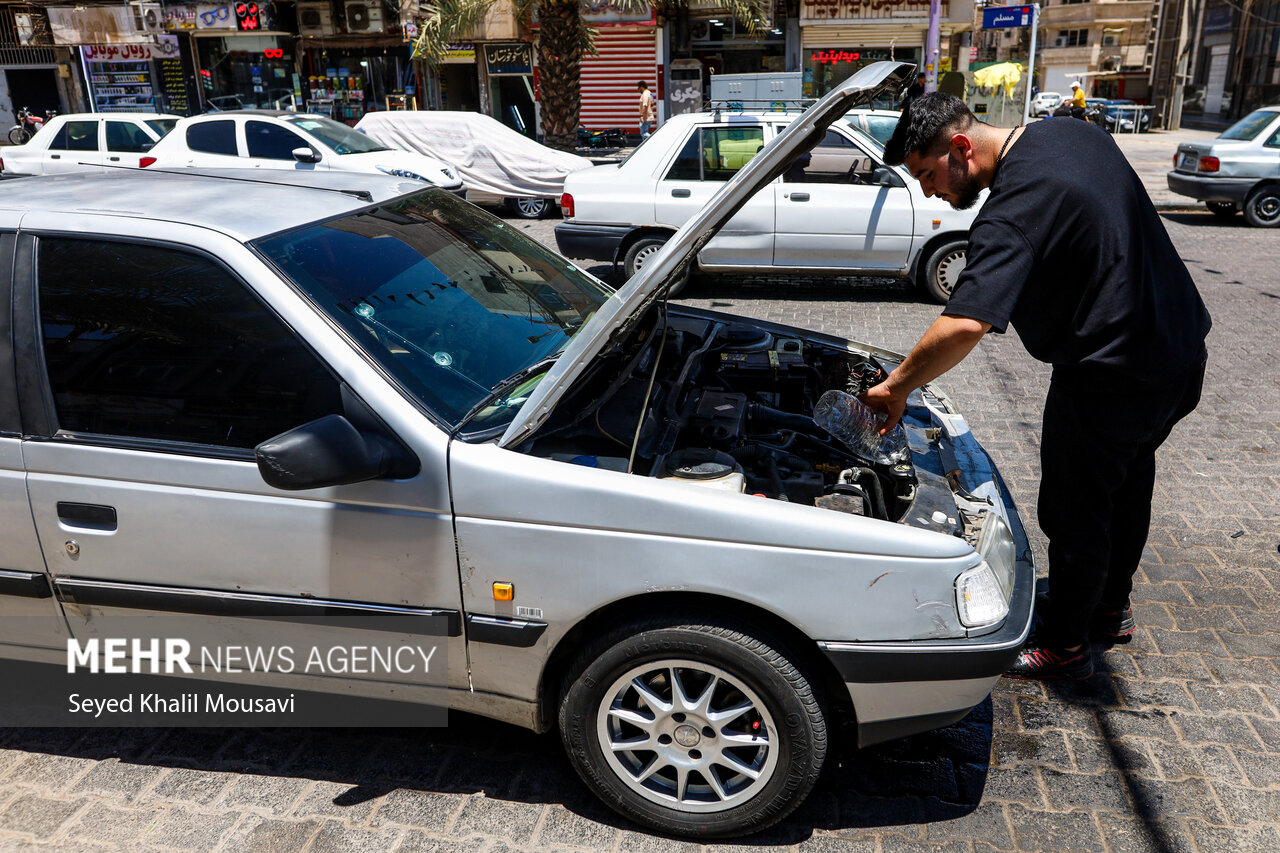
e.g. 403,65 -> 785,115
455,355 -> 560,433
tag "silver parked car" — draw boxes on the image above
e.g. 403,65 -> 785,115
1167,106 -> 1280,226
0,63 -> 1031,838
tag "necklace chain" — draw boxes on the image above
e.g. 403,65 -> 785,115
997,127 -> 1018,163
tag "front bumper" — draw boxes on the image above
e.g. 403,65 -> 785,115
554,222 -> 632,262
1167,171 -> 1256,204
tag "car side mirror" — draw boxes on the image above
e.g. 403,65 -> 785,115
873,166 -> 905,188
255,414 -> 419,490
292,146 -> 321,164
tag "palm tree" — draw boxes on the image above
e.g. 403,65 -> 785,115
413,0 -> 767,151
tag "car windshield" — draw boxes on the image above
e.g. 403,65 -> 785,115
147,119 -> 178,136
254,190 -> 613,428
1219,110 -> 1279,141
282,115 -> 392,154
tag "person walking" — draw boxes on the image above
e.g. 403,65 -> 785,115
865,93 -> 1211,680
637,80 -> 657,140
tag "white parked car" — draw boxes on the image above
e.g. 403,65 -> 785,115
556,109 -> 980,302
0,112 -> 179,177
141,110 -> 464,193
356,110 -> 592,219
1030,92 -> 1062,117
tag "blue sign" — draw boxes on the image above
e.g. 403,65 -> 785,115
982,5 -> 1033,28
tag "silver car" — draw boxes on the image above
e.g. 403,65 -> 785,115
0,63 -> 1031,838
1167,106 -> 1280,226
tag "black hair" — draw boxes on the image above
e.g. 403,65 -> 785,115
637,80 -> 648,89
883,92 -> 976,166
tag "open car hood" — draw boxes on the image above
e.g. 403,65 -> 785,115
498,60 -> 916,449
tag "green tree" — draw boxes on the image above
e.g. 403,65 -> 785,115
414,0 -> 767,151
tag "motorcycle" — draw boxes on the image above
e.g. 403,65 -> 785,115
576,125 -> 627,149
8,107 -> 56,145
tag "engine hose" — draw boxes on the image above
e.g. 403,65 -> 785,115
854,467 -> 887,520
765,455 -> 789,502
749,403 -> 825,436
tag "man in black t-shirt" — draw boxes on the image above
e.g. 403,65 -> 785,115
864,94 -> 1210,680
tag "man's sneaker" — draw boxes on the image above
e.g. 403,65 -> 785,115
1006,644 -> 1094,680
1092,606 -> 1136,643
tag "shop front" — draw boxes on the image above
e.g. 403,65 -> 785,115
664,8 -> 788,112
296,39 -> 416,123
196,34 -> 297,111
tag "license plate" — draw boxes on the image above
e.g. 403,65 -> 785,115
1179,153 -> 1197,170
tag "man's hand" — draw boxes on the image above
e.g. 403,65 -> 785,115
858,313 -> 992,432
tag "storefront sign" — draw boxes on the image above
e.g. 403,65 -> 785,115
50,6 -> 150,44
443,43 -> 476,63
1203,7 -> 1232,35
235,2 -> 261,31
810,50 -> 861,64
581,0 -> 655,25
485,43 -> 532,76
82,41 -> 179,62
800,0 -> 930,20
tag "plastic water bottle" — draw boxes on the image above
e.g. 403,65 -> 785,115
813,389 -> 909,465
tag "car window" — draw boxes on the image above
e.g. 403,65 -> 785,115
49,120 -> 99,152
186,120 -> 238,156
37,238 -> 343,450
105,121 -> 154,153
147,118 -> 178,136
864,117 -> 898,144
664,126 -> 765,182
255,191 -> 612,429
281,115 -> 390,154
1266,126 -> 1280,149
784,129 -> 879,185
246,120 -> 310,160
1219,110 -> 1278,141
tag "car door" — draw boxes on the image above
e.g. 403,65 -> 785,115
42,119 -> 103,174
14,223 -> 466,699
180,118 -> 241,168
653,122 -> 775,266
244,119 -> 323,172
104,119 -> 159,169
0,227 -> 72,662
773,126 -> 915,271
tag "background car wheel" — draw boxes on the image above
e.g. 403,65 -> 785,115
919,240 -> 968,304
1206,201 -> 1237,220
623,236 -> 668,280
558,617 -> 827,838
506,197 -> 551,219
1242,186 -> 1280,228
8,126 -> 29,145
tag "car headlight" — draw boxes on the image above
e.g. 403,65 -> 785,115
376,165 -> 431,184
955,561 -> 1009,628
975,511 -> 1016,598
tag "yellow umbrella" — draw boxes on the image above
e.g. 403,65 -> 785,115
971,62 -> 1024,99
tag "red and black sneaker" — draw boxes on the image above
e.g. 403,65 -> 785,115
1092,606 -> 1136,643
1005,644 -> 1094,680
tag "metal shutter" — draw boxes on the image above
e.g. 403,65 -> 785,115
579,27 -> 658,130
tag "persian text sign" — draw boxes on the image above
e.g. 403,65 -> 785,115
982,5 -> 1032,28
82,42 -> 179,62
801,0 -> 932,21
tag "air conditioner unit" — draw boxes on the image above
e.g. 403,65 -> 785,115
297,2 -> 336,36
1100,55 -> 1122,71
134,3 -> 163,33
1054,37 -> 1067,47
344,0 -> 384,32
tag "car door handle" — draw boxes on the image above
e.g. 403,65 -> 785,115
671,188 -> 691,198
109,156 -> 120,161
50,154 -> 60,159
56,502 -> 117,530
788,192 -> 810,202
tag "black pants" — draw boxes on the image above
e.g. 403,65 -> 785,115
1037,354 -> 1207,648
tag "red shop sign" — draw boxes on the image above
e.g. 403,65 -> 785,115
810,50 -> 861,64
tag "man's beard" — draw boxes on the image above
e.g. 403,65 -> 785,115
948,158 -> 983,210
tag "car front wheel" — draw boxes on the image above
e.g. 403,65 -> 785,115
1243,185 -> 1280,228
623,235 -> 668,279
507,197 -> 551,219
919,239 -> 968,304
558,617 -> 827,838
1206,201 -> 1238,220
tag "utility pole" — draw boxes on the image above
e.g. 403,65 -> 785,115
926,0 -> 941,92
1023,4 -> 1039,124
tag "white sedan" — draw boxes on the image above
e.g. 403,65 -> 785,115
1,112 -> 179,177
141,111 -> 464,193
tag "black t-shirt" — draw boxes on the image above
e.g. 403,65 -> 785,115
945,119 -> 1211,389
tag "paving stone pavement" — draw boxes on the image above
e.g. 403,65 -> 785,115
1,202 -> 1277,852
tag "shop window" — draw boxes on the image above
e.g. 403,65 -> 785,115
783,130 -> 878,184
106,121 -> 154,153
664,126 -> 765,182
246,120 -> 310,161
49,121 -> 99,152
186,120 -> 238,156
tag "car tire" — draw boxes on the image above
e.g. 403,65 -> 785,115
1242,185 -> 1280,228
918,239 -> 968,304
506,197 -> 551,219
623,235 -> 668,280
558,616 -> 827,839
1206,201 -> 1238,220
